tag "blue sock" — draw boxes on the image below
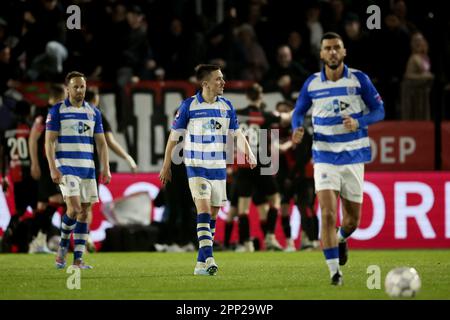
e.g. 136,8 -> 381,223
337,227 -> 351,242
59,215 -> 77,248
323,247 -> 340,277
197,218 -> 216,263
73,221 -> 88,260
196,213 -> 212,262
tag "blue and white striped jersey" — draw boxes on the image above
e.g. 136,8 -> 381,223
46,98 -> 104,179
172,91 -> 239,180
292,65 -> 385,165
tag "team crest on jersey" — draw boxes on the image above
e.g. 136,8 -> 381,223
175,111 -> 180,119
71,121 -> 91,134
87,112 -> 94,121
46,114 -> 52,123
220,109 -> 227,118
202,119 -> 222,131
346,87 -> 357,95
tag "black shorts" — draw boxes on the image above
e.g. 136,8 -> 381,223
37,169 -> 61,202
277,175 -> 296,204
235,168 -> 278,202
13,176 -> 38,213
296,178 -> 315,208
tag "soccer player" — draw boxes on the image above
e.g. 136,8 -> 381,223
292,32 -> 385,285
46,71 -> 111,269
1,100 -> 38,252
29,83 -> 66,254
235,84 -> 291,252
159,64 -> 256,276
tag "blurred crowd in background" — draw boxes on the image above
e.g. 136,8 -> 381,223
0,0 -> 449,121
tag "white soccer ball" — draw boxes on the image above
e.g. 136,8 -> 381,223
385,267 -> 421,298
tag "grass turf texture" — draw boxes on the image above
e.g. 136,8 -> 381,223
0,250 -> 449,300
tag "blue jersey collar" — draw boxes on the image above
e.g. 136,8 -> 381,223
320,64 -> 350,82
196,91 -> 219,104
64,98 -> 87,108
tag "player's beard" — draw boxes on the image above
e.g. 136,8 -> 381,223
325,57 -> 344,70
74,94 -> 84,102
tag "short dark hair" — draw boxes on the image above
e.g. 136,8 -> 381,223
320,32 -> 343,45
246,83 -> 263,101
195,64 -> 221,82
48,83 -> 65,100
65,71 -> 86,84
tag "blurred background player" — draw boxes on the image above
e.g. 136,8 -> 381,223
1,100 -> 38,252
159,64 -> 256,276
274,100 -> 319,251
292,32 -> 385,285
85,86 -> 137,251
273,100 -> 297,252
235,83 -> 291,251
46,71 -> 111,269
29,83 -> 66,254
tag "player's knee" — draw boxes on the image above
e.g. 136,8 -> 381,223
321,209 -> 336,225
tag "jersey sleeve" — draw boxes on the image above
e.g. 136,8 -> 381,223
171,98 -> 193,130
353,71 -> 385,127
94,108 -> 104,134
292,75 -> 314,130
45,104 -> 61,132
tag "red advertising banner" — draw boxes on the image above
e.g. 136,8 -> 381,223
366,121 -> 435,171
2,172 -> 449,249
441,121 -> 450,170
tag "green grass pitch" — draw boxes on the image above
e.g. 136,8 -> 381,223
0,250 -> 449,300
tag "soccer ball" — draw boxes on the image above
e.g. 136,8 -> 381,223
384,267 -> 421,298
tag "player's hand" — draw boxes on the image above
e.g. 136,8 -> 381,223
342,115 -> 359,132
101,169 -> 112,185
126,155 -> 138,173
292,127 -> 304,144
50,168 -> 63,184
159,165 -> 172,185
248,152 -> 257,169
31,163 -> 41,180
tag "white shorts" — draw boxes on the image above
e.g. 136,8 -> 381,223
188,177 -> 227,207
314,163 -> 364,203
59,175 -> 99,204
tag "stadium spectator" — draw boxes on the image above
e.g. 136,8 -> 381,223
263,45 -> 309,98
205,5 -> 241,79
159,17 -> 206,80
29,83 -> 66,254
0,42 -> 21,96
400,32 -> 434,120
286,30 -> 319,74
235,23 -> 269,82
22,0 -> 66,68
342,13 -> 371,73
392,0 -> 418,35
107,4 -> 158,131
159,64 -> 256,276
46,71 -> 111,269
305,3 -> 324,61
291,32 -> 385,285
26,41 -> 68,81
372,13 -> 410,120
